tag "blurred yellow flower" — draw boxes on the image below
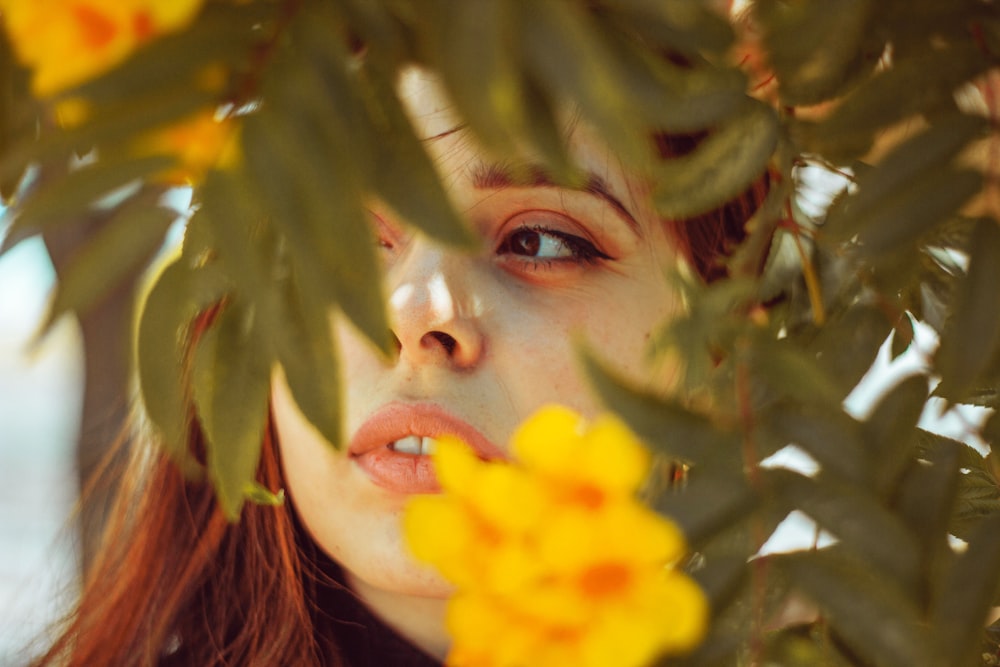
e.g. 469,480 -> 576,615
404,405 -> 708,667
0,0 -> 203,96
133,108 -> 241,185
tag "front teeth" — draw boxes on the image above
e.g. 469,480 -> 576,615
389,436 -> 439,455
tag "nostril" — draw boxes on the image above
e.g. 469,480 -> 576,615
426,331 -> 457,356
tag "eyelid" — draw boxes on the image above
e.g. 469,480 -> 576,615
496,209 -> 606,252
368,210 -> 407,249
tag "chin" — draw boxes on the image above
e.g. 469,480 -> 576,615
346,518 -> 456,599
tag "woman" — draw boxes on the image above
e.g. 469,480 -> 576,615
36,70 -> 764,667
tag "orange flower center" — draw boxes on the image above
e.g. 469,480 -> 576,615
73,4 -> 117,49
132,10 -> 155,41
578,562 -> 632,598
566,483 -> 605,510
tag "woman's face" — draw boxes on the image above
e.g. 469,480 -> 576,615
271,72 -> 684,641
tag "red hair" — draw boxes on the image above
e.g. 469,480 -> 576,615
34,313 -> 332,666
34,159 -> 767,667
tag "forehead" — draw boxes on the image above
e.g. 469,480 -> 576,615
397,68 -> 650,214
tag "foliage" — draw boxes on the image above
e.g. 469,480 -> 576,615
1,0 -> 999,665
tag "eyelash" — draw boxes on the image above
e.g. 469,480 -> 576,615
496,224 -> 611,268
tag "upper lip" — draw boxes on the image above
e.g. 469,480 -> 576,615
348,402 -> 507,460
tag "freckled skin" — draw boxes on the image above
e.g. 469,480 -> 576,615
271,70 -> 684,659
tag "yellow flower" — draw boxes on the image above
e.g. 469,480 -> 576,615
404,405 -> 709,667
132,108 -> 241,185
0,0 -> 204,97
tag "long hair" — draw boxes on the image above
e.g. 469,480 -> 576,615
33,157 -> 767,667
34,312 -> 331,667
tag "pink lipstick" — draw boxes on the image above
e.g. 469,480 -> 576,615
349,403 -> 506,494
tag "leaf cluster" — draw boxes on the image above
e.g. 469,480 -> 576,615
1,0 -> 999,665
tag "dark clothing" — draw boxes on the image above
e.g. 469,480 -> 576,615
309,548 -> 444,667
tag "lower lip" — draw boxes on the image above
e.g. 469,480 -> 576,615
353,447 -> 441,494
349,403 -> 506,495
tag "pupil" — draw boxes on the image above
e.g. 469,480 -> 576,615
513,229 -> 541,256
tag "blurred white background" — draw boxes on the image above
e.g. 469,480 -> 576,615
0,237 -> 82,667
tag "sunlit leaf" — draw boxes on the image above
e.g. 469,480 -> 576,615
44,197 -> 176,328
8,155 -> 174,238
191,298 -> 272,521
425,0 -> 522,154
275,264 -> 343,450
361,65 -> 476,248
518,0 -> 647,163
136,258 -> 228,471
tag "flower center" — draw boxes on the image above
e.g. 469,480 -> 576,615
578,562 -> 632,598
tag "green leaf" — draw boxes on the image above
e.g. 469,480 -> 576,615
863,375 -> 930,495
136,258 -> 228,471
65,3 -> 274,105
426,0 -> 522,154
935,219 -> 1000,402
275,264 -> 344,450
795,42 -> 991,161
807,303 -> 891,395
931,514 -> 1000,666
582,349 -> 740,470
655,470 -> 756,548
608,0 -> 735,58
654,99 -> 778,219
244,482 -> 285,508
761,406 -> 869,486
825,114 -> 987,244
600,22 -> 746,133
0,86 -> 216,186
242,105 -> 391,356
890,314 -> 914,360
768,469 -> 923,595
756,0 -> 875,106
0,28 -> 34,203
689,553 -> 748,614
775,549 -> 933,667
44,197 -> 176,326
749,336 -> 846,409
191,299 -> 272,521
8,155 -> 175,238
362,66 -> 476,248
518,0 -> 648,163
892,437 -> 960,581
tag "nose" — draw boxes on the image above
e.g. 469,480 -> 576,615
387,241 -> 485,370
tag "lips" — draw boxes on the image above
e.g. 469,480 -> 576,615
349,402 -> 506,494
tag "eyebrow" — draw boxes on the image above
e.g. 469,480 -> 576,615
470,162 -> 643,237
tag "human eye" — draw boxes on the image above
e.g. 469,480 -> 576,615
496,211 -> 611,269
